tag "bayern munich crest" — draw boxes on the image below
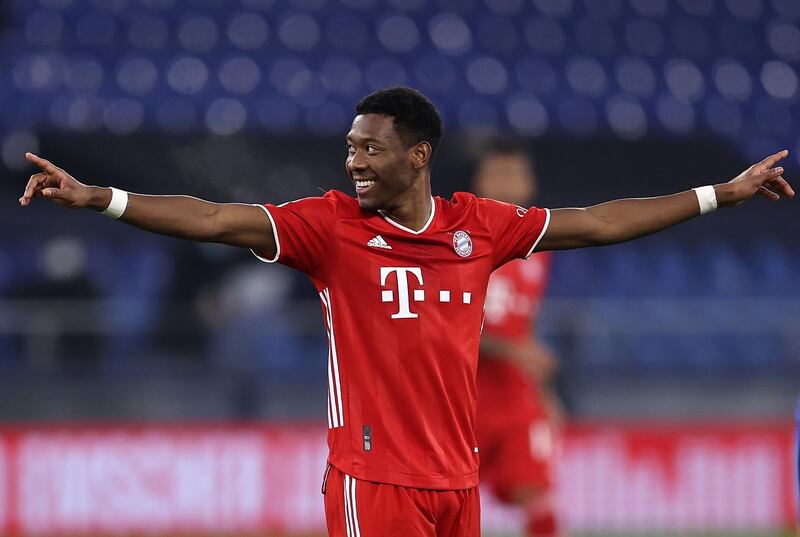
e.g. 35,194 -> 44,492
452,230 -> 473,257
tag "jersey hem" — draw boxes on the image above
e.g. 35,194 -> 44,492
328,458 -> 479,491
250,204 -> 280,263
525,208 -> 551,258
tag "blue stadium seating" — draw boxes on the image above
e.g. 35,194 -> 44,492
0,1 -> 798,380
3,235 -> 796,377
0,0 -> 798,169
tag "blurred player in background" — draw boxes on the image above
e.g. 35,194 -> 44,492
474,140 -> 564,537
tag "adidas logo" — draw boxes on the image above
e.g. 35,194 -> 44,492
367,235 -> 392,250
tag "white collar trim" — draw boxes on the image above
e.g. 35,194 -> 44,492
378,197 -> 436,235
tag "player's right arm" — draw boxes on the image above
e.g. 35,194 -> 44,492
18,153 -> 275,257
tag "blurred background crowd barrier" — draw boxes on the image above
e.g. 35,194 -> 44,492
0,422 -> 794,535
0,0 -> 798,535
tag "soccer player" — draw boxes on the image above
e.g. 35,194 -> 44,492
19,87 -> 793,536
472,140 -> 564,537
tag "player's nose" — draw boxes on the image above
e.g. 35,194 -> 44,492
347,151 -> 368,172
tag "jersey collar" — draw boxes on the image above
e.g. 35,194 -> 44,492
378,197 -> 436,235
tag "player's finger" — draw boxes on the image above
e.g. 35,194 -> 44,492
765,175 -> 795,198
20,173 -> 48,206
24,172 -> 46,190
756,167 -> 784,184
41,187 -> 64,200
757,186 -> 780,201
25,152 -> 58,174
23,172 -> 48,194
756,149 -> 789,171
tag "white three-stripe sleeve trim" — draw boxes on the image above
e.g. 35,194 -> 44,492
249,204 -> 281,263
525,208 -> 551,259
320,289 -> 344,429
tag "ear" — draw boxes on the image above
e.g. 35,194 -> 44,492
411,142 -> 432,170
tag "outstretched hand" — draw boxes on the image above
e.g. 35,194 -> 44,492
719,149 -> 795,207
19,153 -> 92,209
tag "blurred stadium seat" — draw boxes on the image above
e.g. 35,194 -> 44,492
3,235 -> 797,380
0,0 -> 798,168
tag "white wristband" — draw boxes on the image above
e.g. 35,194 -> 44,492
693,185 -> 717,215
101,187 -> 128,219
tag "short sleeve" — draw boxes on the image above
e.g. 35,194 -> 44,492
477,197 -> 551,270
251,191 -> 339,277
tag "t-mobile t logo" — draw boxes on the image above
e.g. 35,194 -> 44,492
379,267 -> 473,319
380,267 -> 424,319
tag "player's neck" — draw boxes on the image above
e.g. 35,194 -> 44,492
381,180 -> 433,232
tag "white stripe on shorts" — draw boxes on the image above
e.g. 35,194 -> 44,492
343,474 -> 361,537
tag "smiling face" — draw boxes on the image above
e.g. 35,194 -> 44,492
346,114 -> 427,211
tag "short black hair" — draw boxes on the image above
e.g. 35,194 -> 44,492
355,87 -> 443,154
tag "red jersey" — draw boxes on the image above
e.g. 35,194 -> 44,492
477,252 -> 553,436
253,190 -> 550,489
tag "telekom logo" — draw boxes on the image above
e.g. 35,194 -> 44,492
380,267 -> 472,319
380,267 -> 424,319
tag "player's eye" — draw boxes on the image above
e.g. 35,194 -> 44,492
347,144 -> 356,155
366,145 -> 379,154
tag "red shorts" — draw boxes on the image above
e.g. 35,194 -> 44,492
479,419 -> 556,503
322,464 -> 481,536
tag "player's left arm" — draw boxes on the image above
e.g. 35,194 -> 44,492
537,150 -> 794,251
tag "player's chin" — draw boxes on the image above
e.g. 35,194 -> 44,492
355,188 -> 383,211
356,194 -> 379,212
